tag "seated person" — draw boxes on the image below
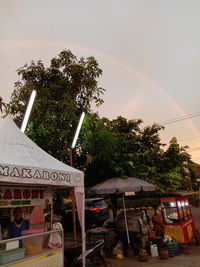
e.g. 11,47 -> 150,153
8,207 -> 29,239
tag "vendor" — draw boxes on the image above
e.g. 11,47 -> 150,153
8,207 -> 29,239
152,209 -> 164,237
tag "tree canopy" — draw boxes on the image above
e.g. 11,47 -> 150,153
1,50 -> 105,163
81,115 -> 197,194
0,50 -> 198,195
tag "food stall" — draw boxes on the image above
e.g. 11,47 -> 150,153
160,195 -> 195,243
0,116 -> 86,266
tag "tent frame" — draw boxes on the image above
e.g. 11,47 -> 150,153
0,117 -> 86,266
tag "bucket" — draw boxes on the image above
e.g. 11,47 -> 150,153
22,229 -> 44,255
150,244 -> 158,257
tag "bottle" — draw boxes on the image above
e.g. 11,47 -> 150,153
150,243 -> 158,257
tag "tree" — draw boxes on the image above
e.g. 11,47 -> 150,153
129,123 -> 165,180
0,51 -> 197,194
80,113 -> 117,186
0,50 -> 105,163
110,116 -> 144,178
157,137 -> 194,192
164,137 -> 190,170
81,115 -> 197,194
81,115 -> 166,187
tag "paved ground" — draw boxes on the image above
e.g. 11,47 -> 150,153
65,232 -> 200,267
109,244 -> 200,267
64,207 -> 200,266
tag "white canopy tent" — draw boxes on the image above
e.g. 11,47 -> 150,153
0,116 -> 86,265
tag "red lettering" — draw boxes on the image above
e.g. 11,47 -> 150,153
23,190 -> 30,199
14,190 -> 22,199
3,189 -> 12,199
31,190 -> 39,199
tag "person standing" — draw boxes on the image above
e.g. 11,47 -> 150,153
8,207 -> 30,239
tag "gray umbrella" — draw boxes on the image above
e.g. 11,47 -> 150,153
89,177 -> 156,194
89,177 -> 156,249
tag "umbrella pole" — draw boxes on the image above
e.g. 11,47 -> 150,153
122,194 -> 130,249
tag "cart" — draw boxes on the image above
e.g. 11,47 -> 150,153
0,117 -> 86,266
160,196 -> 195,243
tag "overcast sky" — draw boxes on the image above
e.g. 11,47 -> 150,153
1,0 -> 200,162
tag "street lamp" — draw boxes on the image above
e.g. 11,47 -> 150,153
70,112 -> 85,246
21,90 -> 36,132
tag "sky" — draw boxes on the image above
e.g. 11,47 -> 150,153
1,0 -> 200,163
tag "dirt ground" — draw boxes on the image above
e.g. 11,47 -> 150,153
108,244 -> 200,267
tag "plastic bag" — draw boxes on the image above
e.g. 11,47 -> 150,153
112,241 -> 124,259
48,222 -> 63,249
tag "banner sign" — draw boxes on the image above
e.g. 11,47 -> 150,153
0,165 -> 70,182
0,186 -> 52,207
0,164 -> 83,188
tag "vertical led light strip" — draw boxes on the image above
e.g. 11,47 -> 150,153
21,90 -> 36,133
71,112 -> 85,148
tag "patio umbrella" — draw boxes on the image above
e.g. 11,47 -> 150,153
89,177 -> 156,194
89,177 -> 156,248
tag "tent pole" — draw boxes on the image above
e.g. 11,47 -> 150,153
81,192 -> 86,267
72,188 -> 77,246
122,194 -> 130,249
74,190 -> 86,267
50,203 -> 53,229
70,149 -> 77,247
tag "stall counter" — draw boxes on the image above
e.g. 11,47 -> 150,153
3,248 -> 63,267
160,196 -> 195,243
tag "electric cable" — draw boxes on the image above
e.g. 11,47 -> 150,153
160,112 -> 200,125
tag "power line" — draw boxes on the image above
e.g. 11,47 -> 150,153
150,112 -> 200,157
187,147 -> 200,152
179,136 -> 200,142
160,112 -> 200,126
160,112 -> 200,124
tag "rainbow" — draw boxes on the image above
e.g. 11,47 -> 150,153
1,38 -> 199,137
